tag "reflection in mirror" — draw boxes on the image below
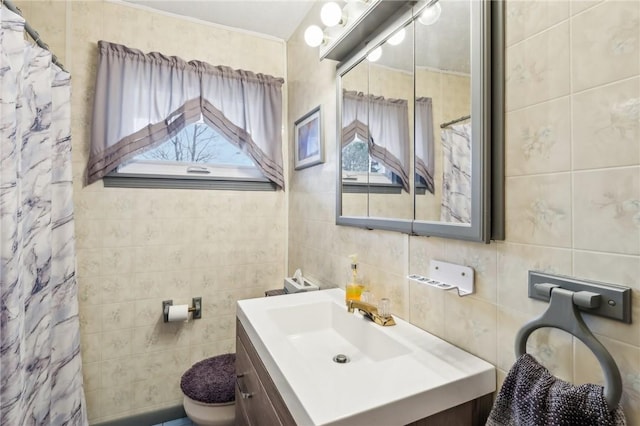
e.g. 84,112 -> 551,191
414,0 -> 471,223
336,0 -> 501,241
340,22 -> 415,221
341,59 -> 369,218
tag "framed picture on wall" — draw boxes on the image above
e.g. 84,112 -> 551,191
294,105 -> 323,170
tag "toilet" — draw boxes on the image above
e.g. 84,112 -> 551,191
180,353 -> 236,426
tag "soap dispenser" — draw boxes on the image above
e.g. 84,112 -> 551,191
345,254 -> 363,302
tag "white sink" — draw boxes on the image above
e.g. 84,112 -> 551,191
237,289 -> 495,426
267,301 -> 410,363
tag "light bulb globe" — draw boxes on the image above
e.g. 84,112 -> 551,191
367,46 -> 382,62
304,25 -> 324,47
418,1 -> 442,26
321,2 -> 343,27
387,28 -> 406,46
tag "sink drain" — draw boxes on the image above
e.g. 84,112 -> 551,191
333,354 -> 349,364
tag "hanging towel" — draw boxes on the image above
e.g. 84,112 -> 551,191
487,354 -> 626,426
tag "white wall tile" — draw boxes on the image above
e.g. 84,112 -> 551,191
506,96 -> 571,176
572,77 -> 640,169
443,293 -> 497,365
574,250 -> 640,347
496,243 -> 573,317
571,0 -> 640,92
506,23 -> 570,111
505,174 -> 572,247
505,0 -> 569,47
574,168 -> 640,255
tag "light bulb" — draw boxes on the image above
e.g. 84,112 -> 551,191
304,25 -> 324,47
387,28 -> 406,46
321,2 -> 344,27
367,46 -> 382,62
343,1 -> 367,22
418,1 -> 442,26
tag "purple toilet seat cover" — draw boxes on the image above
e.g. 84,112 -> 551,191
181,353 -> 236,404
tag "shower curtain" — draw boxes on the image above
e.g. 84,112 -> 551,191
440,123 -> 472,223
0,7 -> 88,425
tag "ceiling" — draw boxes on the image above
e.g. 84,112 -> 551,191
122,0 -> 315,40
122,0 -> 470,74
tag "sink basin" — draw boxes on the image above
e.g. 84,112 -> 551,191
267,301 -> 410,363
237,289 -> 495,426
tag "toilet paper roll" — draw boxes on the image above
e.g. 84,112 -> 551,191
167,304 -> 189,322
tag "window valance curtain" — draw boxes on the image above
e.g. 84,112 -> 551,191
88,41 -> 285,188
415,97 -> 435,194
342,90 -> 410,192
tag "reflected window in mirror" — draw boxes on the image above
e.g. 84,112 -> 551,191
342,137 -> 400,187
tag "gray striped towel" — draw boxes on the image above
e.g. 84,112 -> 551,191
487,354 -> 626,425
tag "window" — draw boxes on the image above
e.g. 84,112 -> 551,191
89,41 -> 284,189
341,138 -> 402,193
105,121 -> 275,190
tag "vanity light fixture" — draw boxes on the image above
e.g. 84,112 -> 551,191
304,25 -> 325,47
320,2 -> 345,27
417,0 -> 441,26
366,46 -> 382,62
304,0 -> 375,48
386,27 -> 406,46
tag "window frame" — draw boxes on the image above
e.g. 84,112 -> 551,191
103,121 -> 277,191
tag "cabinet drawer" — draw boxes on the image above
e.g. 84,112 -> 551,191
236,336 -> 283,426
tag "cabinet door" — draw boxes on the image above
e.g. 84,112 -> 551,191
235,336 -> 283,426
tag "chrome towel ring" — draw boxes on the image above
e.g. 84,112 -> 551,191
515,283 -> 623,411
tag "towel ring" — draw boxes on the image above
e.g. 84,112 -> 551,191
515,285 -> 622,411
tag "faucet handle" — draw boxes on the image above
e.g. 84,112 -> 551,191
378,298 -> 391,317
361,291 -> 374,304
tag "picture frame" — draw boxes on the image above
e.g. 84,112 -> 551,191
294,105 -> 323,170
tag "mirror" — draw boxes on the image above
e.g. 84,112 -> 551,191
341,22 -> 415,221
336,0 -> 504,242
414,1 -> 470,223
340,57 -> 370,218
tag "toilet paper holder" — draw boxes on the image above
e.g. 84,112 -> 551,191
163,298 -> 202,322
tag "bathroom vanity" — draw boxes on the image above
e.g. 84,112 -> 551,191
235,289 -> 495,425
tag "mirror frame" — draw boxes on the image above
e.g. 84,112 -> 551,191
335,0 -> 504,243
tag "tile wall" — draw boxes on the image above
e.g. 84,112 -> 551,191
287,0 -> 640,423
14,0 -> 640,423
17,1 -> 287,423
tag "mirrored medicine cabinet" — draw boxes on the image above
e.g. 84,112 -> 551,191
335,0 -> 504,243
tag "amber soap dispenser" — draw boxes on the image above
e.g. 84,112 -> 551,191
345,254 -> 363,302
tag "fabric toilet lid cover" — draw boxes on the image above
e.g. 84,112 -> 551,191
181,353 -> 236,404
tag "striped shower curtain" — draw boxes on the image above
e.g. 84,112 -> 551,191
0,6 -> 88,425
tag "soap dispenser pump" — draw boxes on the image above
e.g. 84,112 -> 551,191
345,254 -> 363,302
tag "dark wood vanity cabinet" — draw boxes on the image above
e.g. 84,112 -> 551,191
236,320 -> 296,426
235,319 -> 493,426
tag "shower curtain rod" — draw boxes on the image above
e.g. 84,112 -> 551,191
2,0 -> 67,72
440,114 -> 471,129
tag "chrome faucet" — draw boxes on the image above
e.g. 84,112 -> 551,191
346,300 -> 396,326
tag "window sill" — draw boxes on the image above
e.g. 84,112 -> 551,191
342,182 -> 403,194
103,173 -> 277,191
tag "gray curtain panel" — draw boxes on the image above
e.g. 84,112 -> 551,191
342,90 -> 410,192
415,97 -> 435,194
88,41 -> 285,188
